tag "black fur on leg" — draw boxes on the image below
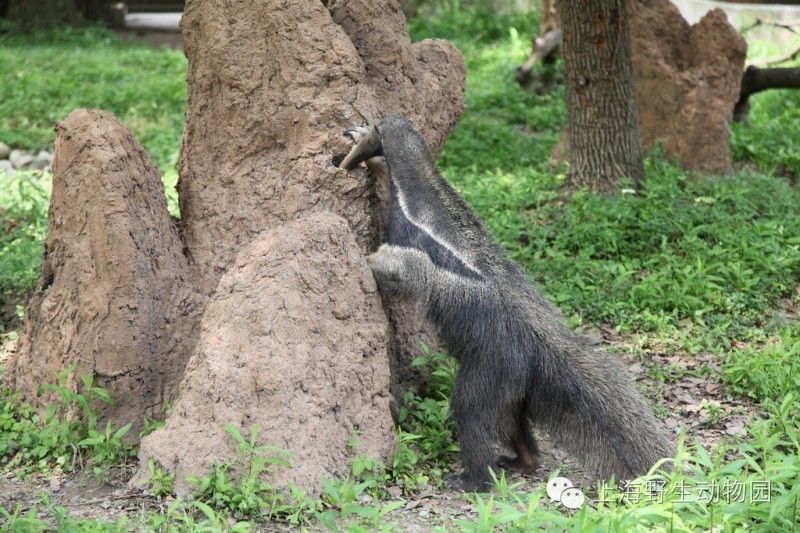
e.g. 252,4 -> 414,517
498,409 -> 540,474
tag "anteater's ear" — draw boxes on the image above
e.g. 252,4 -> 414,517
340,125 -> 383,170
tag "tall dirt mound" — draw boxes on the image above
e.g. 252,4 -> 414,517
134,212 -> 394,496
178,0 -> 465,298
632,0 -> 747,173
177,0 -> 463,404
5,109 -> 201,433
328,0 -> 466,155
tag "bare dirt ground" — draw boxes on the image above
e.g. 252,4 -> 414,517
0,330 -> 759,531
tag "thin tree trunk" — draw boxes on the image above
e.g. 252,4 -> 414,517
541,0 -> 558,33
515,0 -> 561,91
561,0 -> 644,193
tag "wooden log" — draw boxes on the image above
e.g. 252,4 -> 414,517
514,28 -> 562,91
734,65 -> 800,122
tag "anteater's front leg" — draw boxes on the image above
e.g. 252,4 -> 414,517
366,244 -> 431,301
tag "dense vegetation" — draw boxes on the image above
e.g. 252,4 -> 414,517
1,5 -> 799,531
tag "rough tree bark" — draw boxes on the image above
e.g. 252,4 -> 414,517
561,0 -> 644,193
6,0 -> 466,495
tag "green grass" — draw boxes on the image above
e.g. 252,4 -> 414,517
0,26 -> 184,311
524,169 -> 800,341
2,5 -> 800,531
723,324 -> 800,403
0,172 -> 49,316
730,24 -> 800,179
731,88 -> 800,178
0,25 -> 185,171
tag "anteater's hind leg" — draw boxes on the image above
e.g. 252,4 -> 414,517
446,363 -> 522,492
497,408 -> 540,475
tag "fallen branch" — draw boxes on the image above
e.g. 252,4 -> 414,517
734,65 -> 800,122
760,45 -> 800,67
514,29 -> 562,92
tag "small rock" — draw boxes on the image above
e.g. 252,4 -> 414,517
0,142 -> 10,159
9,149 -> 34,169
30,151 -> 52,171
0,160 -> 16,176
725,423 -> 744,436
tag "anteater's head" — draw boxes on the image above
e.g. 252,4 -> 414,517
339,116 -> 428,171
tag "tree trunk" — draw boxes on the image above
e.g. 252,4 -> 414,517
560,0 -> 644,193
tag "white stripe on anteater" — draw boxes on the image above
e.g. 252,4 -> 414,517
394,185 -> 484,279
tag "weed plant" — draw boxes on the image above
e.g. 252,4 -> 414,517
0,365 -> 135,476
186,424 -> 292,519
394,342 -> 460,488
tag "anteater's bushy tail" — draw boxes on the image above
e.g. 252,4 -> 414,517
531,330 -> 675,479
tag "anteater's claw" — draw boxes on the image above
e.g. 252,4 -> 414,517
339,124 -> 382,170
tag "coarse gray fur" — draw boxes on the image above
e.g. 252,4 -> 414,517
341,115 -> 676,491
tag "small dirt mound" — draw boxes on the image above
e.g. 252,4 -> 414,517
4,109 -> 202,436
134,212 -> 395,496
